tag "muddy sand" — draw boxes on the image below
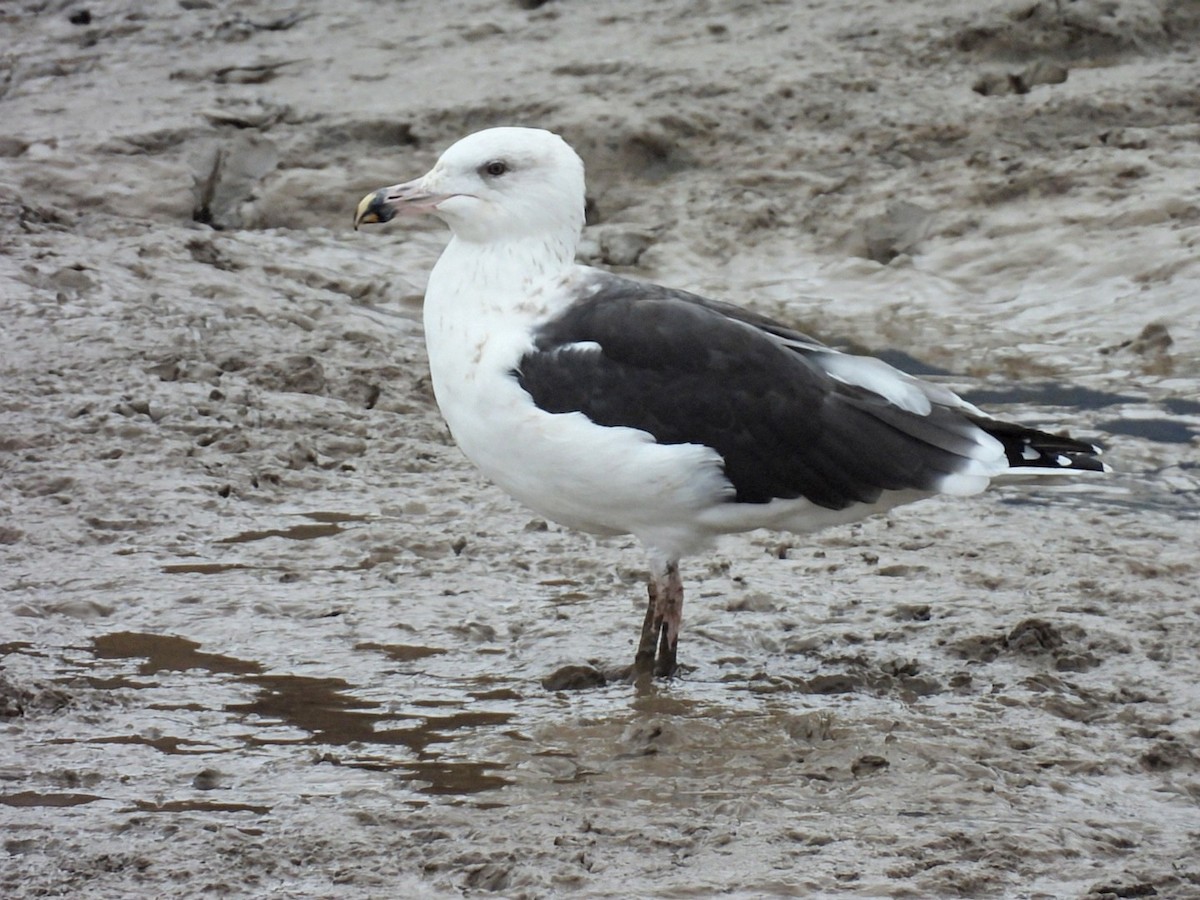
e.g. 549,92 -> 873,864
2,1 -> 1198,897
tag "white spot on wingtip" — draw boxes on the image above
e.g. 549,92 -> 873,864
1021,445 -> 1040,461
1055,455 -> 1072,467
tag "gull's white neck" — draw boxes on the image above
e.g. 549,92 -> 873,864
420,231 -> 582,454
426,231 -> 578,318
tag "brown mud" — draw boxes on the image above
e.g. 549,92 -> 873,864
2,1 -> 1198,897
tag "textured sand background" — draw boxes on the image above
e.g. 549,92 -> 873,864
2,1 -> 1199,897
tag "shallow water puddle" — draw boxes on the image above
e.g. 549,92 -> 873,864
872,348 -> 955,376
399,761 -> 510,795
0,791 -> 103,808
216,522 -> 343,544
961,382 -> 1141,410
93,632 -> 263,676
961,381 -> 1200,445
355,642 -> 448,663
54,733 -> 216,755
212,511 -> 376,545
160,562 -> 254,575
81,632 -> 515,796
131,799 -> 271,815
164,512 -> 375,572
300,511 -> 375,524
230,673 -> 421,748
1096,417 -> 1198,444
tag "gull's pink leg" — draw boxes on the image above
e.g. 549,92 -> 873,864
633,558 -> 683,679
634,574 -> 663,678
654,560 -> 683,677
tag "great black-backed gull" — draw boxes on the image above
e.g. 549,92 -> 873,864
354,126 -> 1107,679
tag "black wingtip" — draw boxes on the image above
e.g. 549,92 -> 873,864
973,417 -> 1111,474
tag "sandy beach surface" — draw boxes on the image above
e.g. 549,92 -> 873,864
2,1 -> 1198,897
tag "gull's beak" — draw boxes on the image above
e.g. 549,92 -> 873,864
353,178 -> 449,230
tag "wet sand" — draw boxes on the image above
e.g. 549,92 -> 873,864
2,1 -> 1199,897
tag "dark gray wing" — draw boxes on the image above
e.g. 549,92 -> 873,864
514,274 -> 998,509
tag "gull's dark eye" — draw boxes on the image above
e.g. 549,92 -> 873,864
481,160 -> 509,178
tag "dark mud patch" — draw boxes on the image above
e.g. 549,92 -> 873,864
735,665 -> 942,699
951,2 -> 1184,63
541,664 -> 607,692
947,617 -> 1102,672
1,675 -> 75,718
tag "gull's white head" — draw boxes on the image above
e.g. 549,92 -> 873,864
355,127 -> 586,246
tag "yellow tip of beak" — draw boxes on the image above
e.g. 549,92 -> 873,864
353,189 -> 388,231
